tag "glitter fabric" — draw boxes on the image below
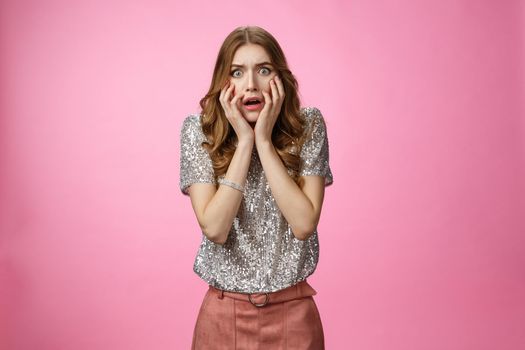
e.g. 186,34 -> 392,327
179,107 -> 333,293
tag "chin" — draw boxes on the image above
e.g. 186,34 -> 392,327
243,111 -> 260,123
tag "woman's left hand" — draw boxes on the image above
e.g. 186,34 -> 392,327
254,75 -> 285,144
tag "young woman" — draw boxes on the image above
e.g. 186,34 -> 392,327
179,25 -> 333,349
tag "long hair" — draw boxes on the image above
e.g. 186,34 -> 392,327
199,26 -> 307,188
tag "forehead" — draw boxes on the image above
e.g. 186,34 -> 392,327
231,44 -> 271,65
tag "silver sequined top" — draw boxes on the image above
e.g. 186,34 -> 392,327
179,106 -> 333,293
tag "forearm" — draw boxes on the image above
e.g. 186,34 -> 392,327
256,140 -> 316,240
202,140 -> 253,244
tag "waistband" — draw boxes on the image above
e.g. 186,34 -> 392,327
208,280 -> 317,308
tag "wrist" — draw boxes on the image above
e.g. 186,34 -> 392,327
237,136 -> 255,148
255,138 -> 273,149
218,177 -> 245,194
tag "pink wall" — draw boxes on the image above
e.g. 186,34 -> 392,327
1,0 -> 524,349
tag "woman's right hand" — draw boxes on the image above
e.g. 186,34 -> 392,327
219,81 -> 255,144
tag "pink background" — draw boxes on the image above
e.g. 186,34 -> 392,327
1,0 -> 524,349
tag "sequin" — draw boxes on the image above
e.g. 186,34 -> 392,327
179,107 -> 333,293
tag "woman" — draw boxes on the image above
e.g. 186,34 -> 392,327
179,25 -> 333,349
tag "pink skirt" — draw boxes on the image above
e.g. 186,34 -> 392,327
191,280 -> 325,349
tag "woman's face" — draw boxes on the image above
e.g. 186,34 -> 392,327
229,43 -> 277,124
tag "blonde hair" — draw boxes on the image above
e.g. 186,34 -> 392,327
199,26 -> 307,187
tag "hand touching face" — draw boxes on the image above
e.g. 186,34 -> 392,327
218,80 -> 254,143
253,74 -> 285,144
228,43 -> 278,125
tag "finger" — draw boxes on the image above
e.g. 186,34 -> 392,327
231,92 -> 245,115
270,79 -> 283,116
219,81 -> 228,102
222,84 -> 235,111
220,80 -> 231,101
222,84 -> 235,117
275,76 -> 285,99
271,77 -> 284,115
261,91 -> 272,114
224,82 -> 235,104
270,88 -> 280,117
269,78 -> 280,101
231,90 -> 242,104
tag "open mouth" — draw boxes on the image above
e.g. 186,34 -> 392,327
243,97 -> 263,111
244,99 -> 262,106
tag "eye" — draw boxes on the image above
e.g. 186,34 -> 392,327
260,67 -> 272,75
230,69 -> 242,78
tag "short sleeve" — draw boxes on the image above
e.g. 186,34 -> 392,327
299,107 -> 334,186
179,115 -> 217,195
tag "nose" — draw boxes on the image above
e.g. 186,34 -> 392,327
245,71 -> 258,92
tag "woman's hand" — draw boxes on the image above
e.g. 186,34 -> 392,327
219,81 -> 255,144
254,75 -> 285,145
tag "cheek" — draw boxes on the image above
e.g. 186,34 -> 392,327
264,76 -> 276,91
229,81 -> 241,94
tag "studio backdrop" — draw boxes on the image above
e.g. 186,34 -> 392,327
0,0 -> 524,349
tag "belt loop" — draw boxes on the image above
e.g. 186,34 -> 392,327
249,292 -> 269,307
214,287 -> 224,299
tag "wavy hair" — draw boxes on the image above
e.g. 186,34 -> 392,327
199,26 -> 307,187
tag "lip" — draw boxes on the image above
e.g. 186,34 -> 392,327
242,96 -> 263,104
243,101 -> 263,111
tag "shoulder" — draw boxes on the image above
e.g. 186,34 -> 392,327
299,106 -> 327,134
300,106 -> 326,126
300,106 -> 323,119
181,113 -> 202,129
180,113 -> 204,137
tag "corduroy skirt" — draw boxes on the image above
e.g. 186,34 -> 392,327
191,279 -> 325,349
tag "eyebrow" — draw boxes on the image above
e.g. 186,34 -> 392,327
230,61 -> 273,68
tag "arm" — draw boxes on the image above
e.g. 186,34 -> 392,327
184,80 -> 256,245
252,76 -> 330,241
256,141 -> 325,240
188,139 -> 253,245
